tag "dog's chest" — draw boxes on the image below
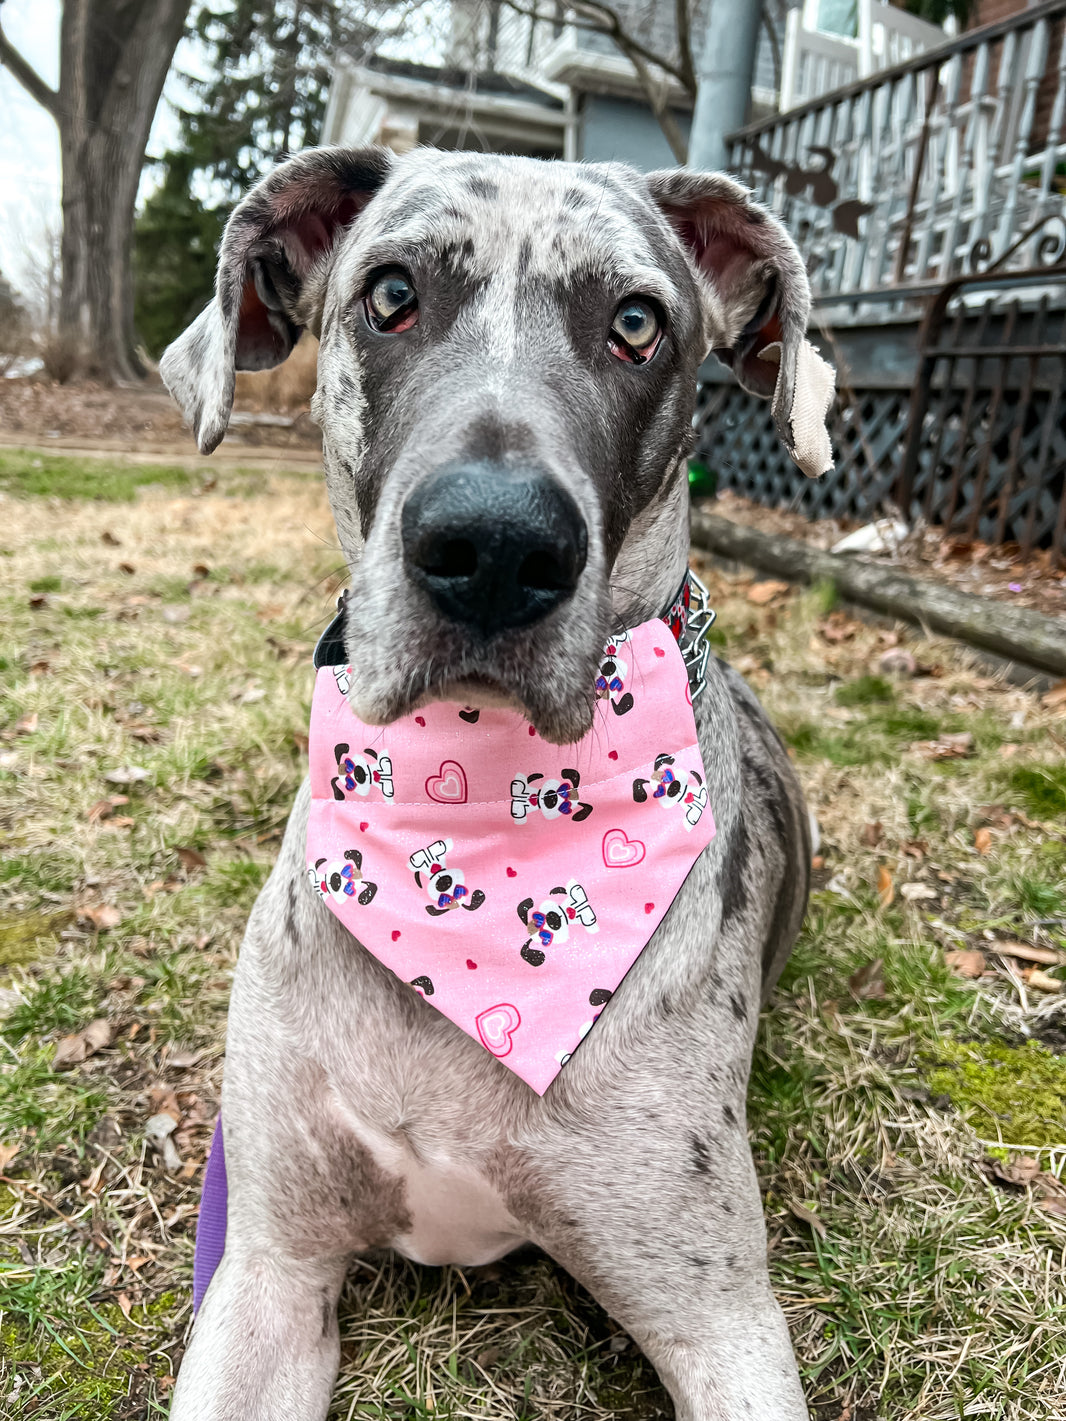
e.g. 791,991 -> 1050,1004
329,1090 -> 526,1266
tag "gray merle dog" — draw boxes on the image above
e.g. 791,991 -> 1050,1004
160,145 -> 834,1421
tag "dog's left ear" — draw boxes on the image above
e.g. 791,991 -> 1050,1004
160,145 -> 393,454
646,168 -> 834,478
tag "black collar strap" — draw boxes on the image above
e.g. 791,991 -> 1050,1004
314,572 -> 716,699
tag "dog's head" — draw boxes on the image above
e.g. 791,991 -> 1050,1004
161,147 -> 832,742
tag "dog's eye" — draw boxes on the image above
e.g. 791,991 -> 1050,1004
609,299 -> 661,365
365,269 -> 418,333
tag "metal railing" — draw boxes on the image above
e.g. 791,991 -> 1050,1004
728,0 -> 1066,312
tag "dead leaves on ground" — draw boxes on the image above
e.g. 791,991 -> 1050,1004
983,1155 -> 1066,1217
789,1200 -> 828,1238
78,903 -> 122,931
849,957 -> 886,1000
53,1017 -> 112,1069
944,939 -> 1065,991
945,949 -> 987,978
876,865 -> 894,909
911,730 -> 975,761
747,578 -> 790,606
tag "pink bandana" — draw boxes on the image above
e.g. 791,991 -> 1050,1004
306,589 -> 716,1095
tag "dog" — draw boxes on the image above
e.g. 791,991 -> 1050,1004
159,144 -> 833,1421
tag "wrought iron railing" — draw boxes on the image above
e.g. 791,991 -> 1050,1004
727,0 -> 1066,311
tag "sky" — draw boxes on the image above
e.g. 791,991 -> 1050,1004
0,0 -> 194,296
0,0 -> 62,293
0,1 -> 443,299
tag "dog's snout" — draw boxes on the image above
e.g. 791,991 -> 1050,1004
402,464 -> 587,636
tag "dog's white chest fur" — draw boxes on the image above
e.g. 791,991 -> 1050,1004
331,1091 -> 525,1267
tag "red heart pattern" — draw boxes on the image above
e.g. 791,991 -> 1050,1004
476,1003 -> 521,1057
601,827 -> 646,869
425,759 -> 468,803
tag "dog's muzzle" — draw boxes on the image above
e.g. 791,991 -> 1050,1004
401,461 -> 588,637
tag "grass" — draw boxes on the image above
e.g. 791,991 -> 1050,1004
1,451 -> 1065,1419
0,449 -> 198,503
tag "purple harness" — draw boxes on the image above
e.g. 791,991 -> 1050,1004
192,1119 -> 227,1312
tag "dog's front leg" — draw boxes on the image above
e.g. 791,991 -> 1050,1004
541,1141 -> 807,1420
169,1244 -> 348,1421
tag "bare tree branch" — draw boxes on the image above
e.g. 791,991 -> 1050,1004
0,17 -> 60,117
761,4 -> 781,96
500,0 -> 689,89
498,0 -> 691,161
675,0 -> 696,97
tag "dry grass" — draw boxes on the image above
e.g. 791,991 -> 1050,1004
1,454 -> 1065,1419
233,334 -> 320,413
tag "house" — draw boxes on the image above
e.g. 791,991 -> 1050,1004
699,0 -> 1066,562
322,0 -> 795,170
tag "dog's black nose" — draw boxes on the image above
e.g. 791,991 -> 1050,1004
402,464 -> 587,636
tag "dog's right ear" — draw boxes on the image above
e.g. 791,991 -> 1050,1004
159,146 -> 393,454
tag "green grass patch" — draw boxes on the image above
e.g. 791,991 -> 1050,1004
834,674 -> 895,707
925,1038 -> 1066,1148
1004,762 -> 1066,819
0,449 -> 196,502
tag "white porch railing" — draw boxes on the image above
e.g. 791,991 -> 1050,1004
781,0 -> 947,112
730,0 -> 1066,312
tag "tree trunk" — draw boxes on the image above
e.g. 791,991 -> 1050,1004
1,0 -> 192,382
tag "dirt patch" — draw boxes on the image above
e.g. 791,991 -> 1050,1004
704,490 -> 1066,623
0,370 -> 322,457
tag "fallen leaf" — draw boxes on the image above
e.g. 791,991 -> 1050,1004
192,562 -> 210,577
747,579 -> 790,606
101,530 -> 121,546
900,839 -> 927,860
877,865 -> 894,909
118,562 -> 136,575
82,1019 -> 112,1052
104,815 -> 135,829
912,731 -> 975,761
148,1085 -> 181,1121
811,854 -> 825,870
116,1291 -> 133,1320
789,1201 -> 827,1238
878,647 -> 917,677
849,957 -> 886,999
144,875 -> 182,897
166,1046 -> 203,1069
860,821 -> 883,848
176,846 -> 207,872
989,1155 -> 1042,1187
29,659 -> 50,676
145,1112 -> 183,1172
292,731 -> 309,754
53,1018 -> 111,1069
1042,680 -> 1066,710
0,1140 -> 19,1171
1028,969 -> 1064,994
994,941 -> 1065,967
105,765 -> 148,785
975,827 -> 993,855
127,724 -> 161,744
945,949 -> 986,978
1038,1197 -> 1066,1217
28,593 -> 48,609
80,904 -> 122,931
819,612 -> 858,644
14,712 -> 38,735
86,794 -> 129,823
900,881 -> 937,901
